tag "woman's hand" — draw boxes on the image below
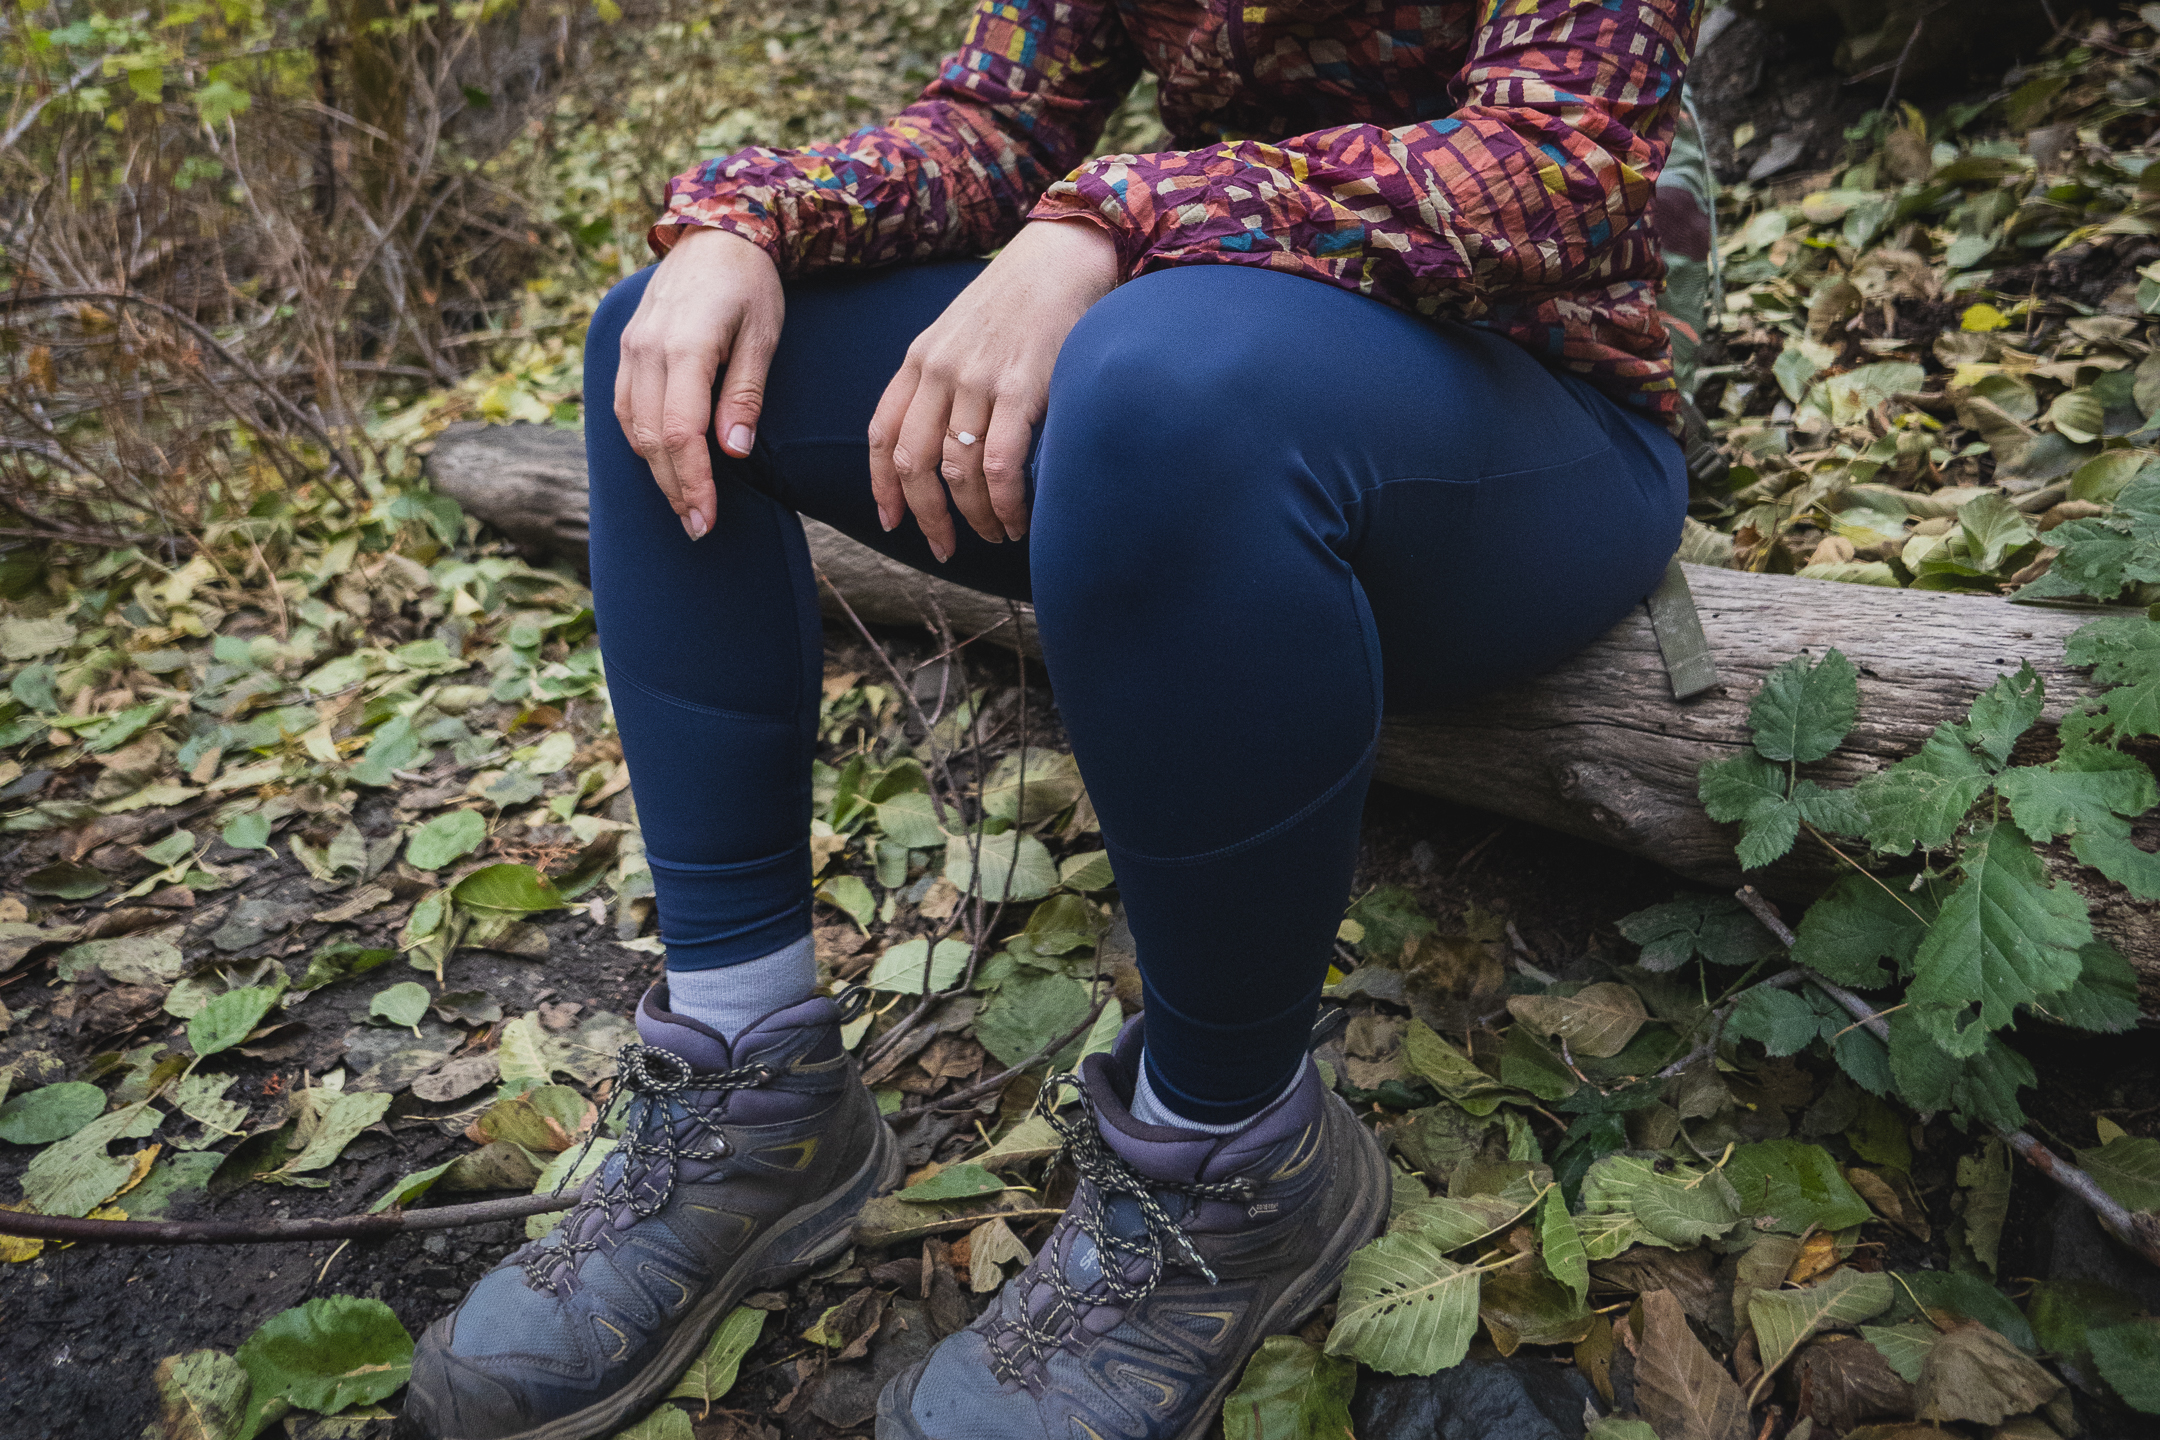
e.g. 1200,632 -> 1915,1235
614,226 -> 785,541
869,219 -> 1120,559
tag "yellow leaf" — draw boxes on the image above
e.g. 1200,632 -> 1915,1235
1962,303 -> 2011,332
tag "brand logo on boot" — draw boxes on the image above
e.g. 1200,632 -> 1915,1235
1246,1202 -> 1279,1219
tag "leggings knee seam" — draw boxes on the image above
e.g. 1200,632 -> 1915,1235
609,661 -> 804,728
1108,728 -> 1379,869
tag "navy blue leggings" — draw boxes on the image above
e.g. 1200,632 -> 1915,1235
586,260 -> 1685,1123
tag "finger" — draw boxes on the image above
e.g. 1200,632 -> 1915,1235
894,375 -> 959,562
868,362 -> 921,537
714,305 -> 778,461
940,393 -> 1002,544
624,337 -> 684,519
661,340 -> 720,540
981,401 -> 1035,541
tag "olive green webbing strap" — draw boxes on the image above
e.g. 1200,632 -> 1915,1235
1646,557 -> 1719,701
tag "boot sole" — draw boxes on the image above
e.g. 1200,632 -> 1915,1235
429,1117 -> 904,1440
874,1091 -> 1393,1440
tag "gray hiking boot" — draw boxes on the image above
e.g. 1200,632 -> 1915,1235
875,1021 -> 1388,1440
403,984 -> 899,1440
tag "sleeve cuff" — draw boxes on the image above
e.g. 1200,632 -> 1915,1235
1028,165 -> 1154,278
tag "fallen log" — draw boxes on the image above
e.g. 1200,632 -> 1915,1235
425,422 -> 2160,1002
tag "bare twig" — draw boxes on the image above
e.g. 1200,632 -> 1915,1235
0,1189 -> 572,1248
1733,885 -> 2160,1269
933,992 -> 1111,1114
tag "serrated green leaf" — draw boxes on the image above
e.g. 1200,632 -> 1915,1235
1576,1153 -> 1740,1255
2063,615 -> 2160,744
406,809 -> 486,871
1998,742 -> 2160,899
1725,1140 -> 1872,1233
667,1306 -> 765,1417
1345,886 -> 1437,961
1750,1268 -> 1894,1381
1853,725 -> 1993,855
236,1296 -> 412,1414
945,830 -> 1057,902
188,985 -> 283,1058
873,789 -> 945,848
1221,1334 -> 1357,1440
1537,1186 -> 1588,1304
1390,1190 -> 1539,1251
1886,1010 -> 2033,1131
1908,822 -> 2091,1055
1699,752 -> 1800,870
2048,942 -> 2143,1032
1324,1231 -> 1482,1376
1959,663 -> 2046,766
1059,850 -> 1115,892
1725,986 -> 1821,1057
1790,872 -> 1938,987
1616,894 -> 1782,973
1747,649 -> 1859,764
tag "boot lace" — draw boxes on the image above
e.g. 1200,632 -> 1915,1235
987,1072 -> 1252,1381
521,1043 -> 774,1294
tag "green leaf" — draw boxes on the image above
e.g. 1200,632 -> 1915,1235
1496,1027 -> 1578,1104
1999,742 -> 2160,900
1221,1334 -> 1357,1440
23,861 -> 110,899
236,1296 -> 413,1414
22,1102 -> 160,1216
896,1162 -> 1006,1203
1908,822 -> 2091,1055
612,1406 -> 695,1440
2027,1278 -> 2144,1376
1862,1321 -> 1939,1382
1616,894 -> 1782,972
406,810 -> 486,871
1537,1186 -> 1588,1304
1506,983 -> 1647,1059
1725,986 -> 1822,1057
1576,1153 -> 1741,1255
154,1348 -> 252,1440
667,1307 -> 765,1416
0,1081 -> 107,1145
188,985 -> 283,1058
1853,724 -> 1993,855
1325,1231 -> 1482,1375
864,938 -> 970,994
1402,1019 -> 1520,1114
2089,1319 -> 2160,1413
2073,1134 -> 2160,1212
369,982 -> 431,1030
369,1160 -> 456,1213
1958,493 -> 2041,572
1896,1268 -> 2037,1351
872,789 -> 945,848
815,874 -> 876,931
2049,942 -> 2143,1032
1345,887 -> 1438,961
944,830 -> 1057,902
974,967 -> 1094,1070
275,1091 -> 392,1177
1959,664 -> 2046,766
1698,752 -> 1799,870
298,941 -> 395,992
980,749 -> 1086,825
1790,872 -> 1936,988
1390,1190 -> 1540,1251
1059,850 -> 1115,892
2062,616 -> 2160,744
1747,649 -> 1859,764
1725,1140 -> 1873,1233
1749,1269 -> 1894,1380
1956,1138 -> 2011,1275
452,863 -> 565,913
1886,1011 -> 2033,1131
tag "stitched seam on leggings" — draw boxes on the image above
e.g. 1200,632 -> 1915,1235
1144,978 -> 1327,1034
645,846 -> 805,876
608,660 -> 802,727
1108,730 -> 1380,869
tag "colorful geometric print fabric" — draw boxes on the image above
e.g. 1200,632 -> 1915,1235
654,0 -> 1704,428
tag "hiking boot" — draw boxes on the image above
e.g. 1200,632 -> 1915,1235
875,1021 -> 1388,1440
403,984 -> 900,1440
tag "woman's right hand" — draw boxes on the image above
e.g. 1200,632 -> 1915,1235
614,226 -> 785,540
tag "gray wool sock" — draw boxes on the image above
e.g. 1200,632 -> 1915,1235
1131,1051 -> 1303,1135
663,934 -> 818,1044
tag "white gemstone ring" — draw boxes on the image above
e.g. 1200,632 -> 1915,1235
948,429 -> 977,447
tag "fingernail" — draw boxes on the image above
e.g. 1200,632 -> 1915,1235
932,540 -> 953,563
727,424 -> 753,455
878,503 -> 898,532
686,509 -> 708,540
1005,524 -> 1025,542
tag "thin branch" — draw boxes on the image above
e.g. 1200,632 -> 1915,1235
0,1189 -> 572,1248
933,993 -> 1111,1114
1733,885 -> 2160,1269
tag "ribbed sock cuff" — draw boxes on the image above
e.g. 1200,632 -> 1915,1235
663,933 -> 817,1043
1133,1048 -> 1304,1133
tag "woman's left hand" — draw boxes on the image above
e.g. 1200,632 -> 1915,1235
869,218 -> 1121,560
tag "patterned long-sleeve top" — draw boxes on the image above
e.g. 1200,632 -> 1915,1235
653,0 -> 1702,428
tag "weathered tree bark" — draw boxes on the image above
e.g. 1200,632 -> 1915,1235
426,422 -> 2160,1003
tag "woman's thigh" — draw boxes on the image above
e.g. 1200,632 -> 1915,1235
1033,264 -> 1689,713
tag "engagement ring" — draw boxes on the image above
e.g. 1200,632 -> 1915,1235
948,429 -> 977,446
